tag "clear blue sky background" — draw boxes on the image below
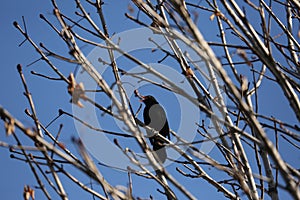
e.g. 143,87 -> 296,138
0,1 -> 298,199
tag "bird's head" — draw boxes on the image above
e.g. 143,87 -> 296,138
141,95 -> 158,106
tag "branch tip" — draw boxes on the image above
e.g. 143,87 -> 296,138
13,21 -> 18,27
58,109 -> 64,116
113,138 -> 119,146
17,64 -> 22,72
24,108 -> 31,116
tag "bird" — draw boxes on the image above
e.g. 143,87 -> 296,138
141,95 -> 170,164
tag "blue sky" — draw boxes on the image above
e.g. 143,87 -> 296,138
0,1 -> 299,199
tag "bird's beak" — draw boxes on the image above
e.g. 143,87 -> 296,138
139,96 -> 146,102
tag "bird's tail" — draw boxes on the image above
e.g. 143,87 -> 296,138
153,143 -> 167,164
153,143 -> 176,199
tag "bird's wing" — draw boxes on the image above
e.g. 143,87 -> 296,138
144,104 -> 170,138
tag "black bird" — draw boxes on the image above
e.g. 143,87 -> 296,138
142,95 -> 170,164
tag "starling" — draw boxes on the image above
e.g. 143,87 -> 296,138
142,95 -> 170,164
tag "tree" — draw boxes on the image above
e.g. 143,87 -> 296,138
1,0 -> 299,199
